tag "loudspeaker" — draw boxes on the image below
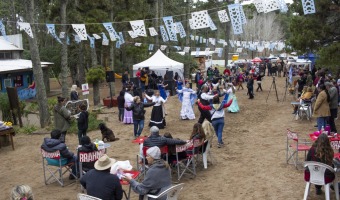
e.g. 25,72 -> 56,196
106,71 -> 115,82
164,80 -> 176,96
165,71 -> 174,81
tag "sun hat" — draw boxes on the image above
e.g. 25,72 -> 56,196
94,154 -> 116,170
146,146 -> 161,159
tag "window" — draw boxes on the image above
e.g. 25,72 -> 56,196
0,52 -> 12,59
4,78 -> 12,89
14,75 -> 23,87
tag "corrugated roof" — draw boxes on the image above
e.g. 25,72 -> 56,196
0,59 -> 53,73
0,38 -> 24,51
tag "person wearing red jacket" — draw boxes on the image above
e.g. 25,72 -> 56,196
197,96 -> 233,148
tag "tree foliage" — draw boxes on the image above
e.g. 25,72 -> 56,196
86,66 -> 105,84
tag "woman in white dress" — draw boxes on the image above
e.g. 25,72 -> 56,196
145,91 -> 167,129
177,83 -> 197,120
123,88 -> 134,124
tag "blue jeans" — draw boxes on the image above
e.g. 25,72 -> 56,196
133,119 -> 144,137
67,155 -> 78,175
317,117 -> 328,131
212,118 -> 225,144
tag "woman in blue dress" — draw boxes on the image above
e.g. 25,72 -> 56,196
224,83 -> 240,113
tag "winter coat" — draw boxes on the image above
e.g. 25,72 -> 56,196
77,111 -> 89,131
313,90 -> 331,118
54,104 -> 71,132
143,132 -> 186,147
41,138 -> 74,159
129,159 -> 171,200
70,91 -> 79,101
125,102 -> 155,120
328,86 -> 339,109
77,143 -> 98,170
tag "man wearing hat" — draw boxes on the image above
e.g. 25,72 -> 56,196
80,154 -> 123,200
325,81 -> 338,133
54,96 -> 71,143
124,146 -> 171,200
143,126 -> 186,148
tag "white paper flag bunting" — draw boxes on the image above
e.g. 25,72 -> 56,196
93,34 -> 101,40
209,38 -> 216,45
163,16 -> 177,41
130,20 -> 147,37
72,24 -> 87,40
189,19 -> 196,30
176,22 -> 186,38
218,10 -> 230,23
18,22 -> 34,38
59,32 -> 65,39
224,42 -> 228,47
135,43 -> 142,47
196,48 -> 200,57
228,4 -> 243,35
74,34 -> 81,43
257,46 -> 265,52
149,27 -> 158,36
302,0 -> 316,15
207,15 -> 217,31
229,40 -> 235,48
118,32 -> 125,44
239,5 -> 247,24
101,33 -> 109,46
148,44 -> 154,51
253,0 -> 265,13
191,10 -> 210,29
184,47 -> 190,53
87,35 -> 95,48
278,0 -> 288,13
103,22 -> 118,41
160,45 -> 167,50
160,25 -> 169,42
264,0 -> 280,13
190,35 -> 195,41
203,38 -> 207,43
128,31 -> 138,39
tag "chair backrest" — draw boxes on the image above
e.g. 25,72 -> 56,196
287,129 -> 298,140
175,140 -> 193,153
77,193 -> 102,200
147,183 -> 185,200
304,161 -> 335,185
41,149 -> 61,159
78,149 -> 105,163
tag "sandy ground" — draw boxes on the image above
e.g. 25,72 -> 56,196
0,75 -> 339,200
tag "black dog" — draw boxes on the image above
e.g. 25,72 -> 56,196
98,123 -> 119,142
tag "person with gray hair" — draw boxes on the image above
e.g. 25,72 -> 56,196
325,81 -> 338,133
123,146 -> 171,200
11,184 -> 34,200
143,126 -> 186,147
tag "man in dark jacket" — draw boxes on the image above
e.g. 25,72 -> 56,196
247,74 -> 254,99
80,154 -> 123,200
41,129 -> 77,179
143,126 -> 186,148
77,104 -> 89,144
126,96 -> 155,137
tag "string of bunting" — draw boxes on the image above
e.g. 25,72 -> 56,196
0,0 -> 310,50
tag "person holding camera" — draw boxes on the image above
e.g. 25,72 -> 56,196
125,96 -> 155,138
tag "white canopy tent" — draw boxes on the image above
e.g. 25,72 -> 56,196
133,49 -> 184,79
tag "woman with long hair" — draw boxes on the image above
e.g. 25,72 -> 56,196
189,123 -> 206,141
313,84 -> 331,131
305,133 -> 335,195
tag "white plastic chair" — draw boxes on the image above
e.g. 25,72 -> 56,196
303,161 -> 339,200
77,193 -> 102,200
143,183 -> 184,200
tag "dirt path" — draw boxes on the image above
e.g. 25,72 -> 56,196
0,76 -> 338,200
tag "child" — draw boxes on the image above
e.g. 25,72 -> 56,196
77,104 -> 89,144
117,91 -> 125,122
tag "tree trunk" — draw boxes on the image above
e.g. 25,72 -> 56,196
78,42 -> 86,86
93,82 -> 100,106
60,0 -> 69,98
91,48 -> 98,67
109,0 -> 116,96
184,0 -> 191,78
154,0 -> 159,47
24,0 -> 50,128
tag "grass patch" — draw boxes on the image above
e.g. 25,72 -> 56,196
13,125 -> 38,134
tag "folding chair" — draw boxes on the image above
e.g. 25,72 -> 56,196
77,193 -> 102,200
41,148 -> 77,186
298,99 -> 312,120
286,129 -> 311,169
303,161 -> 339,200
172,140 -> 197,181
79,149 -> 105,178
195,139 -> 214,169
143,183 -> 185,200
136,145 -> 169,177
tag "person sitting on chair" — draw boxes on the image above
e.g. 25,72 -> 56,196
123,146 -> 171,200
41,129 -> 78,180
143,126 -> 186,148
77,136 -> 98,172
80,154 -> 123,200
305,133 -> 335,195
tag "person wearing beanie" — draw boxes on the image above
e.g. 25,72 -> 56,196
123,146 -> 171,200
143,126 -> 186,148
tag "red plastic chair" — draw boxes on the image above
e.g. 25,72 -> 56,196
137,145 -> 169,177
286,129 -> 311,169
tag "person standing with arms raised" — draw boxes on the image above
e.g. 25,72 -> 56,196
197,85 -> 218,124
